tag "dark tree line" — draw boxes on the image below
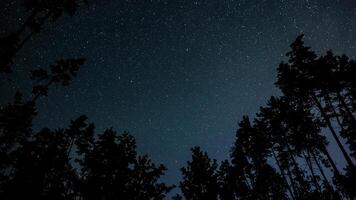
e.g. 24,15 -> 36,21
1,1 -> 172,199
175,35 -> 356,200
1,1 -> 355,200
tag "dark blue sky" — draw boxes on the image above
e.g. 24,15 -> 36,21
1,0 -> 356,188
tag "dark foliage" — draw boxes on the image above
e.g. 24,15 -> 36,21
1,1 -> 172,199
0,0 -> 88,73
176,35 -> 356,200
1,1 -> 355,200
179,147 -> 219,200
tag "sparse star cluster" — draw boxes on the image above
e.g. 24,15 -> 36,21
1,0 -> 356,186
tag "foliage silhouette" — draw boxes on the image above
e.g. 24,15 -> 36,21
78,128 -> 173,200
179,147 -> 219,200
174,35 -> 356,200
0,0 -> 88,73
1,1 -> 356,199
1,1 -> 172,200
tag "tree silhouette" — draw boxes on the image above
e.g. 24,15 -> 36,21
217,160 -> 248,200
179,147 -> 219,200
177,35 -> 356,200
77,128 -> 173,200
1,1 -> 173,199
276,35 -> 354,167
258,96 -> 344,199
0,0 -> 88,73
232,116 -> 288,200
2,1 -> 356,198
275,35 -> 356,197
0,55 -> 86,199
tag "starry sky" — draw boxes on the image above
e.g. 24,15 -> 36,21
1,0 -> 356,188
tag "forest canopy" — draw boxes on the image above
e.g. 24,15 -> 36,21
1,0 -> 355,200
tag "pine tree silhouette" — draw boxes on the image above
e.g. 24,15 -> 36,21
178,35 -> 356,200
2,1 -> 356,199
276,35 -> 354,168
78,129 -> 173,200
179,147 -> 219,200
1,1 -> 173,199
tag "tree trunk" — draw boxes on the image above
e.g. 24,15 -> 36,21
15,7 -> 40,36
16,11 -> 52,54
320,144 -> 341,177
241,170 -> 252,192
283,137 -> 307,190
325,94 -> 345,130
286,163 -> 299,198
310,150 -> 342,200
311,93 -> 354,167
337,90 -> 356,122
272,148 -> 296,200
303,151 -> 322,193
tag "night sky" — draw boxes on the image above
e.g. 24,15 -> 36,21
1,0 -> 356,188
